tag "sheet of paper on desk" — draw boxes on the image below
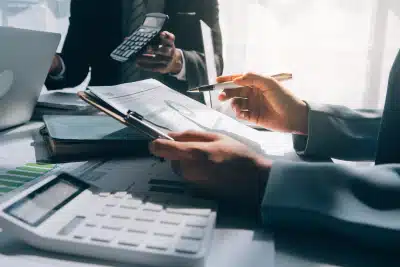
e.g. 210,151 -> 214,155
89,79 -> 273,154
64,158 -> 187,194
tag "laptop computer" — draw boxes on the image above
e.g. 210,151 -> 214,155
0,26 -> 60,131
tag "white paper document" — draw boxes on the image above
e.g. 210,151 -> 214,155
89,79 -> 268,154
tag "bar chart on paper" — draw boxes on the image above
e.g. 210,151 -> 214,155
0,163 -> 56,197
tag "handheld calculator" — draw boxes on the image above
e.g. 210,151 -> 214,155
0,172 -> 217,266
111,13 -> 169,62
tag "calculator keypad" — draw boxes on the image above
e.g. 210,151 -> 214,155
58,191 -> 215,257
111,29 -> 159,62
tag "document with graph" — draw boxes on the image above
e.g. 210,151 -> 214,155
78,79 -> 267,153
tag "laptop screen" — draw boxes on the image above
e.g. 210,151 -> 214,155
375,50 -> 400,165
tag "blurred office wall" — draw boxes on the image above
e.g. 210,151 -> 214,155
1,0 -> 399,109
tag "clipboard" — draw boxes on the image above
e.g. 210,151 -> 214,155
77,91 -> 174,141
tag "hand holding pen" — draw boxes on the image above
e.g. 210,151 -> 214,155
214,72 -> 308,134
187,73 -> 292,93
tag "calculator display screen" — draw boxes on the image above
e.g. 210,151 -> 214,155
5,174 -> 87,227
143,17 -> 165,28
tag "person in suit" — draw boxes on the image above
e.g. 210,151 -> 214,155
148,50 -> 400,249
46,0 -> 223,103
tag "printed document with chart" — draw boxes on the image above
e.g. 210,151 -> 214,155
79,79 -> 267,153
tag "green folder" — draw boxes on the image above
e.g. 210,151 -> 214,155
41,115 -> 151,161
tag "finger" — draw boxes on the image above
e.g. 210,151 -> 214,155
144,44 -> 172,56
237,110 -> 251,121
216,74 -> 243,83
149,139 -> 209,160
168,130 -> 220,142
136,57 -> 171,67
231,98 -> 249,112
233,72 -> 276,89
160,31 -> 175,47
218,87 -> 250,101
152,46 -> 173,57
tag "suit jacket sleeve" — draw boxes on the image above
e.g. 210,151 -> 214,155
179,0 -> 223,88
261,160 -> 400,249
293,102 -> 382,161
45,0 -> 90,90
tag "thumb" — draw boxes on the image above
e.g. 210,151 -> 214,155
169,130 -> 220,142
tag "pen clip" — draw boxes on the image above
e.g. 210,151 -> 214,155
126,110 -> 143,121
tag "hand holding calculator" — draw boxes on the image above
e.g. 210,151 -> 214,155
111,13 -> 169,62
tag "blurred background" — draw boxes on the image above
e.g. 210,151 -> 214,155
1,0 -> 399,109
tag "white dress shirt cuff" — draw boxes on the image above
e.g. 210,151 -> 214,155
48,55 -> 66,80
170,49 -> 186,81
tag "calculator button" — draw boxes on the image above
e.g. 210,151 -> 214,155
166,207 -> 211,217
160,214 -> 184,225
127,221 -> 150,234
85,218 -> 99,228
143,202 -> 163,212
111,209 -> 133,220
175,239 -> 202,254
90,229 -> 116,243
102,217 -> 127,231
181,227 -> 205,240
153,225 -> 177,237
104,197 -> 120,207
58,216 -> 86,236
185,216 -> 209,228
72,226 -> 92,240
96,205 -> 114,216
118,231 -> 145,247
126,51 -> 135,58
135,211 -> 159,222
120,198 -> 142,209
146,236 -> 173,251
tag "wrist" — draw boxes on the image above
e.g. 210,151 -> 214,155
292,101 -> 309,135
169,49 -> 183,75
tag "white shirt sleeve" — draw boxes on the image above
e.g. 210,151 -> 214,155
170,49 -> 186,81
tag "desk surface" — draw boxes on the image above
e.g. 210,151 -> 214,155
0,122 -> 396,267
0,122 -> 280,267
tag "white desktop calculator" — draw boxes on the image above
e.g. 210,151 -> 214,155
0,172 -> 216,267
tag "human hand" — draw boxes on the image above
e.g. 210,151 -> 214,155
217,72 -> 309,134
136,31 -> 183,75
149,130 -> 272,207
48,55 -> 62,76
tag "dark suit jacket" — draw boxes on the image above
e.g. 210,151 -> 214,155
261,50 -> 400,250
45,0 -> 223,103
